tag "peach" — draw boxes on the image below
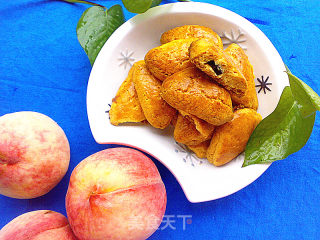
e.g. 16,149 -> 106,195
0,210 -> 78,240
0,111 -> 70,199
66,148 -> 166,240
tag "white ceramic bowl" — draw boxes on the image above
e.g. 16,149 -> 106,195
87,2 -> 288,203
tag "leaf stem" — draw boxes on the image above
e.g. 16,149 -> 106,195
61,0 -> 106,9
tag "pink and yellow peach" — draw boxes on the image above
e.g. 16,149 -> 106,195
66,148 -> 166,240
0,210 -> 78,240
0,111 -> 70,199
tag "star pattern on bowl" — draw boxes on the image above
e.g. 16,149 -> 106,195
256,76 -> 272,94
174,142 -> 203,167
220,29 -> 247,49
105,103 -> 111,119
118,50 -> 135,69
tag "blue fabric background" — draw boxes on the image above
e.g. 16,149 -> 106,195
1,0 -> 320,239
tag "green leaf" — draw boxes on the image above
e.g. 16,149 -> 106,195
288,72 -> 320,117
76,5 -> 125,65
122,0 -> 153,13
150,0 -> 162,8
243,86 -> 315,167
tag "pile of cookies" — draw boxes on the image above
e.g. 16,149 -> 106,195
109,25 -> 262,166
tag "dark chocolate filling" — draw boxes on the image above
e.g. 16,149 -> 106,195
207,60 -> 222,75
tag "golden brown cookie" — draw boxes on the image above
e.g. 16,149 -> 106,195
170,111 -> 179,126
109,66 -> 146,125
174,112 -> 215,145
224,44 -> 258,110
206,108 -> 262,166
161,66 -> 233,125
180,111 -> 215,139
160,25 -> 223,49
144,38 -> 195,81
187,140 -> 211,159
189,38 -> 247,96
133,60 -> 176,129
